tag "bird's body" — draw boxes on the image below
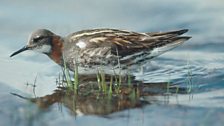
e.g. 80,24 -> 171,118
10,28 -> 190,75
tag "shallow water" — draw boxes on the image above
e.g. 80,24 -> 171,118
0,0 -> 224,126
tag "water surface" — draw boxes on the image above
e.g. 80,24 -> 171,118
0,0 -> 224,126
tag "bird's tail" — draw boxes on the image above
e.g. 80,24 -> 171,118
146,29 -> 189,36
145,29 -> 191,57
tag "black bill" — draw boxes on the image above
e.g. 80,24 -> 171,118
10,46 -> 29,57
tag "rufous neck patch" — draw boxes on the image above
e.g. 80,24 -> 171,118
49,36 -> 63,64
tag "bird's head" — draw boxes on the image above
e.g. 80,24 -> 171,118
10,29 -> 55,57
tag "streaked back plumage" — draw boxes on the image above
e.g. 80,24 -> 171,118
63,29 -> 190,75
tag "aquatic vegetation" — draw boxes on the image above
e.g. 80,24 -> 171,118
60,53 -> 141,99
73,58 -> 79,94
186,59 -> 193,93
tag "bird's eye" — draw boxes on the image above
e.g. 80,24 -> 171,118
33,36 -> 45,42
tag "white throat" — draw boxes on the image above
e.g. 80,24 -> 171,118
34,45 -> 52,53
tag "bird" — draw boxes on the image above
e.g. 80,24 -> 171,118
10,28 -> 191,75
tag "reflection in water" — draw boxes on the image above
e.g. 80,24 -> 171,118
11,75 -> 187,116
